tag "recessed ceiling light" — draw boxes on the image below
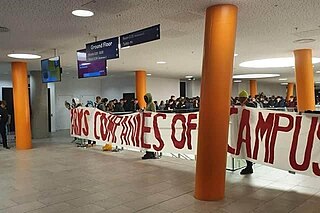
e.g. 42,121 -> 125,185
185,75 -> 193,79
147,73 -> 152,76
239,57 -> 320,68
279,78 -> 288,81
281,83 -> 288,85
233,74 -> 280,79
293,38 -> 316,44
157,61 -> 167,64
7,53 -> 41,59
234,53 -> 238,57
316,71 -> 320,73
72,9 -> 94,17
234,80 -> 242,83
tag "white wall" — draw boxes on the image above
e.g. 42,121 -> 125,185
186,80 -> 201,98
101,76 -> 135,100
234,81 -> 287,97
147,77 -> 180,102
55,75 -> 102,130
189,79 -> 288,98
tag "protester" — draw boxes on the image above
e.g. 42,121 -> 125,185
0,101 -> 10,149
114,99 -> 125,112
237,90 -> 255,175
142,93 -> 157,160
159,101 -> 166,110
94,96 -> 101,108
97,98 -> 108,112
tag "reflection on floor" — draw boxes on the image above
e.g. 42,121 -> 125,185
0,131 -> 319,213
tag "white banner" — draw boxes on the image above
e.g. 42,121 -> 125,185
229,107 -> 320,177
70,108 -> 198,154
70,107 -> 320,177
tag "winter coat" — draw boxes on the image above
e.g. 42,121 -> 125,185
144,93 -> 156,112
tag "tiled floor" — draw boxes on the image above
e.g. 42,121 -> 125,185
0,132 -> 320,213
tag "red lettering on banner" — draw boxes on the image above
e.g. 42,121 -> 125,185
111,116 -> 123,143
312,122 -> 320,176
70,109 -> 75,135
100,113 -> 109,141
106,115 -> 116,142
76,109 -> 84,135
236,109 -> 252,158
228,107 -> 239,154
153,113 -> 166,151
72,109 -> 79,135
171,114 -> 187,149
186,114 -> 197,150
126,116 -> 135,146
253,112 -> 275,162
94,111 -> 101,140
120,117 -> 129,145
82,110 -> 90,136
134,114 -> 142,147
269,114 -> 294,164
290,117 -> 317,171
141,112 -> 152,149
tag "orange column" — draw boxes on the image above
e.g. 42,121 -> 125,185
294,49 -> 315,112
195,4 -> 238,201
135,70 -> 146,109
286,83 -> 294,101
250,80 -> 258,97
11,62 -> 32,150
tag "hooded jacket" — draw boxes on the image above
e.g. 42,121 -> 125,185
144,93 -> 156,112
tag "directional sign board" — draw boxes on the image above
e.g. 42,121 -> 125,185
120,24 -> 160,48
86,37 -> 119,62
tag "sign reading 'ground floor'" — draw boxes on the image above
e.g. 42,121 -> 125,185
70,107 -> 320,178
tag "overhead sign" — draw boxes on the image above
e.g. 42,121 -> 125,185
86,37 -> 119,62
120,24 -> 160,48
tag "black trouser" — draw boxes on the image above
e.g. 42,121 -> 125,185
246,160 -> 253,168
0,125 -> 8,148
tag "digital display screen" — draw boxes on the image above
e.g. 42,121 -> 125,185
77,49 -> 107,79
41,56 -> 62,83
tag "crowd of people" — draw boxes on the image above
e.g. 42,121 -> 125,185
82,95 -> 201,113
79,93 -> 297,114
231,93 -> 297,109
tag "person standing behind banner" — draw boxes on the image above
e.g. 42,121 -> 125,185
0,101 -> 10,149
237,90 -> 255,175
94,96 -> 101,108
142,93 -> 157,160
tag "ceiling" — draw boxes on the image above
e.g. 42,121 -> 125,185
1,0 -> 320,84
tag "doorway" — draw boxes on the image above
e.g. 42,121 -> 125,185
2,88 -> 15,132
180,81 -> 186,97
123,93 -> 135,102
48,88 -> 51,132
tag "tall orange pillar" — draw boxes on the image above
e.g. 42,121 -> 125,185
195,4 -> 238,201
250,80 -> 258,97
11,62 -> 32,150
286,83 -> 294,101
135,70 -> 146,109
294,49 -> 315,112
